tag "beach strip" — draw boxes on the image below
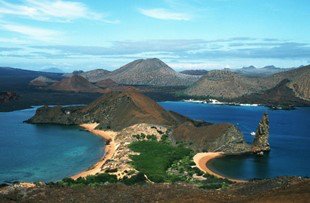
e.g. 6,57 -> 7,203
193,152 -> 246,183
71,123 -> 117,180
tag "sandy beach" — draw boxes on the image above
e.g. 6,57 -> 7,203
71,123 -> 117,180
193,152 -> 246,183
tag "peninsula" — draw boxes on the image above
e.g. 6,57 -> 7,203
26,89 -> 270,181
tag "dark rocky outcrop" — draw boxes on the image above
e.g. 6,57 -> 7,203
171,122 -> 251,153
0,92 -> 19,104
252,113 -> 270,152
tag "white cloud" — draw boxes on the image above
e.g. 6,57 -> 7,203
0,22 -> 62,42
0,0 -> 118,23
0,37 -> 27,44
138,8 -> 191,21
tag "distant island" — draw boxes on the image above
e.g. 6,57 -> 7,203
1,59 -> 309,113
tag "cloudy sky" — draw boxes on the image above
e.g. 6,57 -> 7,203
0,0 -> 309,72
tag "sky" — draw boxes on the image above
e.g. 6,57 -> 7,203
0,0 -> 309,72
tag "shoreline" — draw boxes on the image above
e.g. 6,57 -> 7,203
193,152 -> 247,183
71,123 -> 117,180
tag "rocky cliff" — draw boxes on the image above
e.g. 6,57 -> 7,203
252,113 -> 270,152
171,121 -> 251,153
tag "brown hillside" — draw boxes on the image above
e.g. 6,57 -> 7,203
50,75 -> 104,93
183,69 -> 270,99
81,90 -> 178,130
172,121 -> 250,153
184,65 -> 310,100
234,79 -> 310,106
95,78 -> 118,88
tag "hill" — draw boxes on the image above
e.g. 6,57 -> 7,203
270,65 -> 310,101
0,67 -> 63,90
183,69 -> 270,99
103,58 -> 199,86
29,76 -> 57,87
27,90 -> 181,130
183,65 -> 310,102
180,69 -> 208,76
64,69 -> 111,82
95,79 -> 118,88
233,79 -> 310,106
50,75 -> 103,93
233,65 -> 288,77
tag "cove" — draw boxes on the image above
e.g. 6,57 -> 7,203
160,101 -> 310,179
0,107 -> 104,183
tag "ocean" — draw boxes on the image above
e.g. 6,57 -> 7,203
0,108 -> 104,183
160,101 -> 310,180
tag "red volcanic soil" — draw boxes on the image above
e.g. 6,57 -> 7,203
81,89 -> 179,130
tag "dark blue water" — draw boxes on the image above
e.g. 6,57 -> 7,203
160,102 -> 310,179
0,108 -> 104,183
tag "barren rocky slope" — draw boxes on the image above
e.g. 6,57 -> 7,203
103,58 -> 200,86
29,76 -> 57,87
183,69 -> 271,99
64,69 -> 111,83
183,65 -> 310,101
233,79 -> 310,106
233,65 -> 288,77
50,75 -> 104,93
26,90 -> 182,130
172,122 -> 251,153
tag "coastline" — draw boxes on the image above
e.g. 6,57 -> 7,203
193,152 -> 247,183
71,123 -> 117,180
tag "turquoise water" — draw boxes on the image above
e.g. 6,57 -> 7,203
0,108 -> 104,183
160,102 -> 310,179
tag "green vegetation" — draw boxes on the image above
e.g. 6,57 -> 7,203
54,133 -> 231,190
129,136 -> 231,189
128,140 -> 192,182
132,133 -> 157,141
55,172 -> 146,187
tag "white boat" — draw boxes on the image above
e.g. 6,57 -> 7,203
250,132 -> 256,136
